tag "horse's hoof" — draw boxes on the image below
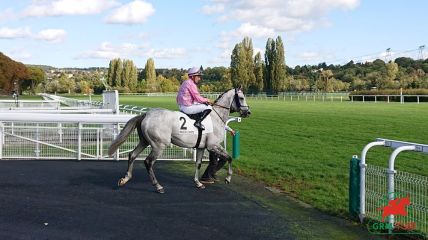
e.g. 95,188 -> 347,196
157,188 -> 165,194
197,184 -> 206,189
118,178 -> 127,187
225,179 -> 231,184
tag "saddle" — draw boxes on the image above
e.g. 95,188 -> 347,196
183,112 -> 204,121
179,111 -> 205,149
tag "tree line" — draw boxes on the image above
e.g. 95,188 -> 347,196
1,41 -> 427,96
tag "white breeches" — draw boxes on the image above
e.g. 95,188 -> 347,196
179,103 -> 212,115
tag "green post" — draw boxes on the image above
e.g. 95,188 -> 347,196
349,155 -> 360,219
232,131 -> 240,159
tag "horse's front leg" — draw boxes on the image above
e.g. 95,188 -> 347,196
194,148 -> 205,189
207,145 -> 233,184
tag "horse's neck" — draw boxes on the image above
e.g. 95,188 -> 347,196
212,105 -> 230,124
212,91 -> 233,123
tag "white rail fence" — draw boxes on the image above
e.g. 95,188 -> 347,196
0,100 -> 61,109
0,92 -> 241,161
358,138 -> 428,235
0,114 -> 199,161
350,95 -> 428,104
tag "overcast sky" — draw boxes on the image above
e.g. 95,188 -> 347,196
0,0 -> 426,68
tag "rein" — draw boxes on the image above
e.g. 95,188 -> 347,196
212,105 -> 227,124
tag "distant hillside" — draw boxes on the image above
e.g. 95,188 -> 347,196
0,52 -> 29,95
26,64 -> 55,72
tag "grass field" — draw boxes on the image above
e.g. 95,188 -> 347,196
54,94 -> 428,218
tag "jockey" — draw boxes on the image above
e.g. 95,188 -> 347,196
176,66 -> 212,130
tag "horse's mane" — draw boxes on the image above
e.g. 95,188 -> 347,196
214,89 -> 231,104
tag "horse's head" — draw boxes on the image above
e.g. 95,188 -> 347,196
231,87 -> 251,118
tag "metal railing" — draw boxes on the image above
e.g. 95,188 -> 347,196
350,95 -> 428,104
358,138 -> 428,235
0,93 -> 241,162
0,114 -> 199,161
0,100 -> 61,109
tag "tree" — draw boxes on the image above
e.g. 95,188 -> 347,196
264,38 -> 275,94
0,52 -> 29,94
121,59 -> 138,92
159,75 -> 179,92
22,66 -> 45,94
251,52 -> 264,93
144,58 -> 158,92
107,58 -> 123,88
272,36 -> 286,93
58,74 -> 76,93
77,80 -> 92,94
230,37 -> 256,91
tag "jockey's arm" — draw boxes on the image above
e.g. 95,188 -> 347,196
188,82 -> 209,104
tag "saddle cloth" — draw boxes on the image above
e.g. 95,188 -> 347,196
175,112 -> 213,135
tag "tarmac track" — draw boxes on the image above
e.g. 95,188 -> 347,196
0,160 -> 370,240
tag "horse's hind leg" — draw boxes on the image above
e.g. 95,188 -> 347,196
144,145 -> 166,193
118,141 -> 148,187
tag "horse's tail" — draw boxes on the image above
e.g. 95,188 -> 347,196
108,114 -> 146,156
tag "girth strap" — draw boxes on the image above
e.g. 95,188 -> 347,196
194,128 -> 203,148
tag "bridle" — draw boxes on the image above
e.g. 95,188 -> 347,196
212,88 -> 249,123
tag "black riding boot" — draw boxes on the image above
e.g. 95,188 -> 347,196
194,109 -> 211,130
201,152 -> 219,183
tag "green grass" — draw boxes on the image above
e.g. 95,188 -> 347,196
234,100 -> 428,217
104,95 -> 428,217
64,94 -> 428,218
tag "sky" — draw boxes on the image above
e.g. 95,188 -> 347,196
0,0 -> 426,69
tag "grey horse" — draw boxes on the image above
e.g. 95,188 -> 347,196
108,88 -> 251,193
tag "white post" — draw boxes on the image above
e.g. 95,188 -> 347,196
100,128 -> 104,159
115,123 -> 120,161
58,123 -> 63,143
359,140 -> 385,222
387,145 -> 416,229
35,123 -> 40,159
96,128 -> 100,159
0,122 -> 3,159
77,122 -> 82,161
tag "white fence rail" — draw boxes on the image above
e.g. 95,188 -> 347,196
0,114 -> 199,161
0,100 -> 61,109
350,95 -> 428,104
0,93 -> 241,162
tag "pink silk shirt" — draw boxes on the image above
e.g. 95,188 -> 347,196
176,79 -> 209,106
